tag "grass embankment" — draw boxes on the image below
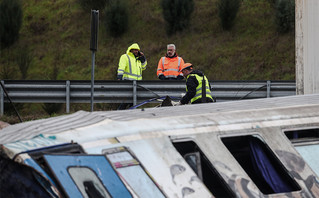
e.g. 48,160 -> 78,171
0,0 -> 295,123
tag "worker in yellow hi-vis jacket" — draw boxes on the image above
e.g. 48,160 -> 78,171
117,43 -> 147,81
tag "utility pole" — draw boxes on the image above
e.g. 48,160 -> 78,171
90,10 -> 99,112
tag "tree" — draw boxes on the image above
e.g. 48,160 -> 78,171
218,0 -> 241,31
16,46 -> 33,79
275,0 -> 295,33
161,0 -> 194,35
104,0 -> 128,38
78,0 -> 108,11
0,0 -> 23,49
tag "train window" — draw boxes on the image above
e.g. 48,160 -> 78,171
44,154 -> 132,198
172,141 -> 236,198
222,135 -> 301,195
285,128 -> 319,144
284,128 -> 319,176
184,152 -> 203,180
68,167 -> 111,198
103,147 -> 166,198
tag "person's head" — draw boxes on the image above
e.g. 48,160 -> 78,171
180,63 -> 193,77
130,48 -> 139,56
167,44 -> 176,57
128,43 -> 141,56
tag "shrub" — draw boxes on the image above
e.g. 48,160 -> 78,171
50,49 -> 64,80
42,103 -> 63,116
268,0 -> 277,6
0,62 -> 16,79
4,103 -> 24,117
0,0 -> 23,49
104,0 -> 128,38
16,46 -> 33,79
275,0 -> 295,33
161,0 -> 194,35
218,0 -> 241,31
78,0 -> 108,11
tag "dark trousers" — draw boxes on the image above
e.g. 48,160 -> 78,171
192,97 -> 215,104
117,103 -> 133,110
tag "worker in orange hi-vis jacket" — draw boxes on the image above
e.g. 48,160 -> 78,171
157,44 -> 185,80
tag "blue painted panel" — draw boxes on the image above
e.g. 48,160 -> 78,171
44,155 -> 132,198
24,158 -> 56,186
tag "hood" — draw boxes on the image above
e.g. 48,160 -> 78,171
126,43 -> 140,54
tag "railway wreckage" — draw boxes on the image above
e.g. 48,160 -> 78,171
0,94 -> 319,197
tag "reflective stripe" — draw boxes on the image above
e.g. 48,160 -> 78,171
118,69 -> 124,74
141,61 -> 147,66
165,75 -> 179,78
196,86 -> 210,92
157,69 -> 163,71
123,72 -> 142,78
123,77 -> 141,80
194,93 -> 212,98
164,68 -> 179,72
126,54 -> 132,74
162,57 -> 165,67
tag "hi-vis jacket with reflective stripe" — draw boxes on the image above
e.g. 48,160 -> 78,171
157,55 -> 184,79
117,43 -> 147,80
180,70 -> 213,104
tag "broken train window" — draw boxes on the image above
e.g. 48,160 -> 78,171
172,140 -> 235,198
284,128 -> 319,176
222,135 -> 301,195
43,154 -> 132,198
103,147 -> 166,198
68,167 -> 111,198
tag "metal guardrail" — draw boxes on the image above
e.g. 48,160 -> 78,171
0,80 -> 296,115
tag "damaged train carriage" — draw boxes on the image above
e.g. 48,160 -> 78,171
1,94 -> 319,197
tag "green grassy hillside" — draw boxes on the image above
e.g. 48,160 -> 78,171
0,0 -> 295,123
1,0 -> 295,81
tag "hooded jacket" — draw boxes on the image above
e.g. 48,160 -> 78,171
117,43 -> 147,80
180,70 -> 213,104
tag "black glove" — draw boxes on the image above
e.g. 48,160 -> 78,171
138,55 -> 146,63
159,75 -> 165,80
177,75 -> 184,80
117,75 -> 123,80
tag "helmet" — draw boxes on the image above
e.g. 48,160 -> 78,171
180,63 -> 193,72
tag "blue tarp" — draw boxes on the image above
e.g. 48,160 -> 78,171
249,137 -> 296,193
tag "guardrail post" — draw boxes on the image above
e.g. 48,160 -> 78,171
267,80 -> 271,98
133,80 -> 137,106
66,80 -> 70,113
0,80 -> 3,116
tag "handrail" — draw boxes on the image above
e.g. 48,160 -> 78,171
0,80 -> 296,114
